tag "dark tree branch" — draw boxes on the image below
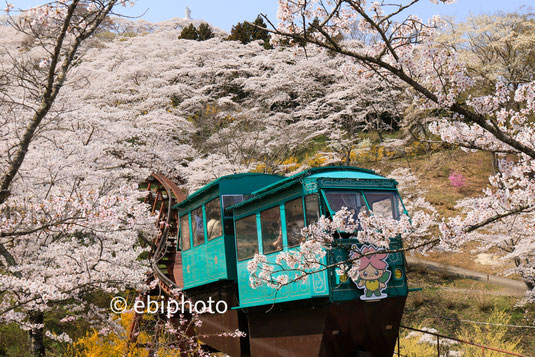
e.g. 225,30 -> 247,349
0,1 -> 121,205
252,21 -> 535,160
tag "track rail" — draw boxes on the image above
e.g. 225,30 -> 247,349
126,173 -> 188,354
149,172 -> 186,295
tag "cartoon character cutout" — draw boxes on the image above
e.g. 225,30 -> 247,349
350,244 -> 391,300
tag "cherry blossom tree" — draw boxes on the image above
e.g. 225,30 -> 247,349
258,0 -> 535,300
440,11 -> 535,95
437,11 -> 535,171
0,0 -> 134,205
60,21 -> 405,187
0,2 -> 166,355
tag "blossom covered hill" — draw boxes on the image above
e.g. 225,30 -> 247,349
50,18 -> 404,191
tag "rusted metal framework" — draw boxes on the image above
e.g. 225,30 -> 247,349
126,173 -> 191,355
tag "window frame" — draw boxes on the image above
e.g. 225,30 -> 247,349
260,205 -> 284,256
304,194 -> 320,227
362,190 -> 402,220
205,197 -> 223,241
221,194 -> 244,217
322,190 -> 369,218
235,213 -> 259,261
191,205 -> 206,247
284,197 -> 306,249
221,194 -> 244,236
178,213 -> 192,251
322,189 -> 403,221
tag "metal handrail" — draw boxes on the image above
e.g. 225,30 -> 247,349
397,325 -> 530,357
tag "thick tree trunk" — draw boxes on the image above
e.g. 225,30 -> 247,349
29,312 -> 45,357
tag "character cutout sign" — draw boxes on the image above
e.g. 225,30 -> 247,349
350,244 -> 391,300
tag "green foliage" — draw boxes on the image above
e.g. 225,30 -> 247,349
226,15 -> 272,50
397,309 -> 525,357
403,263 -> 535,353
0,323 -> 31,356
178,24 -> 198,40
197,23 -> 214,41
178,23 -> 214,41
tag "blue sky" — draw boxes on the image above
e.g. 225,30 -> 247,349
10,0 -> 533,32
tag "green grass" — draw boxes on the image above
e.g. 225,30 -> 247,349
403,264 -> 535,354
0,323 -> 31,356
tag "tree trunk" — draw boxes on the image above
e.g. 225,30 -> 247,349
491,152 -> 499,175
29,312 -> 45,357
148,318 -> 162,357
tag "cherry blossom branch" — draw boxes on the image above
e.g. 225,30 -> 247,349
378,0 -> 420,25
0,216 -> 83,238
249,207 -> 441,291
0,1 -> 123,205
250,236 -> 440,291
464,205 -> 534,233
257,4 -> 535,160
345,1 -> 400,61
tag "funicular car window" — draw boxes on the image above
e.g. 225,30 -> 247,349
286,198 -> 305,248
324,191 -> 368,222
363,191 -> 400,220
305,194 -> 320,226
222,195 -> 243,235
191,207 -> 205,246
205,198 -> 223,240
221,195 -> 252,235
236,215 -> 258,261
261,206 -> 283,254
222,195 -> 244,214
180,215 -> 191,251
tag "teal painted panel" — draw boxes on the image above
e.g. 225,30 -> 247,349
174,173 -> 284,212
231,167 -> 385,213
329,238 -> 408,302
318,178 -> 396,189
249,166 -> 378,199
233,185 -> 302,219
223,234 -> 238,280
236,252 -> 329,308
182,236 -> 228,290
177,186 -> 219,216
219,175 -> 284,196
308,171 -> 385,180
